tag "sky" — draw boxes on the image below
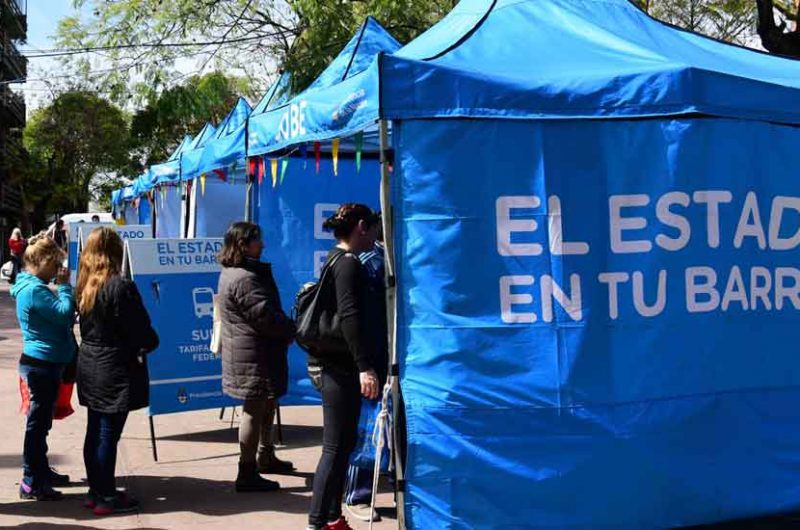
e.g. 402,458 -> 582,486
18,0 -> 80,109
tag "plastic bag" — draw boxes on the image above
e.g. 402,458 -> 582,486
19,377 -> 75,420
350,398 -> 391,471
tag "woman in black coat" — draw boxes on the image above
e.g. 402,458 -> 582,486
217,222 -> 296,492
76,227 -> 158,515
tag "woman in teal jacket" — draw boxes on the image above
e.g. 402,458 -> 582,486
11,232 -> 75,501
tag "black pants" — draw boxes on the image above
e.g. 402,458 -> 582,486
19,361 -> 64,492
308,368 -> 362,527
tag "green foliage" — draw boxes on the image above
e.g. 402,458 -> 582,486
637,0 -> 756,45
55,0 -> 452,102
131,72 -> 254,165
21,91 -> 133,214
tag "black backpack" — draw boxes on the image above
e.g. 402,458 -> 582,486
294,252 -> 350,355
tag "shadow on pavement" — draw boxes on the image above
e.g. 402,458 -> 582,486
0,474 -> 312,521
683,513 -> 800,529
156,423 -> 323,449
4,523 -> 163,530
0,453 -> 65,469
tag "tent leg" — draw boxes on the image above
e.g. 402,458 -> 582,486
230,406 -> 237,430
149,416 -> 158,462
379,118 -> 405,530
275,403 -> 284,445
219,407 -> 226,420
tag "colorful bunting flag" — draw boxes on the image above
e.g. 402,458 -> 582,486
257,157 -> 264,185
355,131 -> 364,173
314,142 -> 321,174
280,158 -> 289,185
332,138 -> 340,176
271,159 -> 278,188
248,158 -> 256,180
213,168 -> 226,182
200,174 -> 206,196
300,144 -> 308,169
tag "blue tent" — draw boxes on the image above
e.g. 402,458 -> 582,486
247,16 -> 401,157
179,122 -> 218,182
152,134 -> 194,238
189,98 -> 252,237
151,134 -> 193,187
244,1 -> 800,528
247,19 -> 399,406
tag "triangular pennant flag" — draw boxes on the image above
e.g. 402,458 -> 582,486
213,168 -> 226,182
300,144 -> 308,170
355,131 -> 364,173
332,138 -> 340,176
248,158 -> 256,180
314,142 -> 321,174
280,158 -> 289,185
270,159 -> 278,188
257,157 -> 264,185
200,174 -> 206,196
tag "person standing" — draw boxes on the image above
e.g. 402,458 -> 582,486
344,223 -> 388,522
11,233 -> 75,501
47,220 -> 67,251
307,204 -> 381,530
217,222 -> 296,493
76,227 -> 159,515
8,228 -> 27,284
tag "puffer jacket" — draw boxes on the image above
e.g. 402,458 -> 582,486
78,276 -> 159,413
218,259 -> 295,400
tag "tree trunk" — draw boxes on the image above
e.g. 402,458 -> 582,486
756,0 -> 800,57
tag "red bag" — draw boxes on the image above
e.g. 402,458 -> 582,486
18,377 -> 75,420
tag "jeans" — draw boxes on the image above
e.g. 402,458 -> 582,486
309,368 -> 362,526
19,362 -> 64,492
239,397 -> 277,464
83,409 -> 129,498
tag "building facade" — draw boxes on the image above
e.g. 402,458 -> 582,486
0,0 -> 26,259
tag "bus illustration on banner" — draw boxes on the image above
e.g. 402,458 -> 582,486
192,287 -> 215,318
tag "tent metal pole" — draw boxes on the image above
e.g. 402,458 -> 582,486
378,119 -> 405,530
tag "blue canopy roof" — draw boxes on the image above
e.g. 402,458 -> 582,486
380,0 -> 800,124
179,122 -> 219,181
251,72 -> 293,116
151,134 -> 194,186
191,98 -> 252,178
247,17 -> 401,156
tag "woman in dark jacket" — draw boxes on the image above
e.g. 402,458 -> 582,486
76,227 -> 158,515
307,204 -> 381,530
218,222 -> 296,492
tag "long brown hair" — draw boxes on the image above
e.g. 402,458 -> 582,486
77,227 -> 124,315
218,222 -> 261,267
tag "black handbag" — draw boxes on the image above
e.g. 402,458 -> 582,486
294,253 -> 350,356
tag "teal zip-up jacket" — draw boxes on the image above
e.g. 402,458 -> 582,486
11,272 -> 76,364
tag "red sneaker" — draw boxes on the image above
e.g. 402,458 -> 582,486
324,517 -> 355,530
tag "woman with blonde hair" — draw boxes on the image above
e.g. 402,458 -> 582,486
11,232 -> 75,501
76,227 -> 158,515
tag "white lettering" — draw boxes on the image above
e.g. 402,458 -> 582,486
769,196 -> 800,251
734,192 -> 767,249
721,265 -> 749,311
750,266 -> 772,310
540,274 -> 582,322
776,267 -> 800,310
655,192 -> 691,251
609,194 -> 651,254
693,190 -> 732,248
598,272 -> 630,320
500,275 -> 536,324
496,196 -> 543,257
632,270 -> 667,317
314,203 -> 339,240
547,196 -> 589,256
686,266 -> 720,313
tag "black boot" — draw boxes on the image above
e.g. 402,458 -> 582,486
257,449 -> 295,475
235,462 -> 280,493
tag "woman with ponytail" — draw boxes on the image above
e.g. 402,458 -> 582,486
76,227 -> 158,515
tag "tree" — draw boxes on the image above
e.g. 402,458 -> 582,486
131,72 -> 254,166
636,0 -> 756,45
55,0 -> 453,102
23,91 -> 134,215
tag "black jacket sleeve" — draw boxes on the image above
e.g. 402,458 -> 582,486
236,275 -> 295,341
333,253 -> 373,372
116,279 -> 159,356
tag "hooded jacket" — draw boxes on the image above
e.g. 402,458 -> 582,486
11,272 -> 76,364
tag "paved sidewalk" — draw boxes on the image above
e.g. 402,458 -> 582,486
0,283 -> 396,530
